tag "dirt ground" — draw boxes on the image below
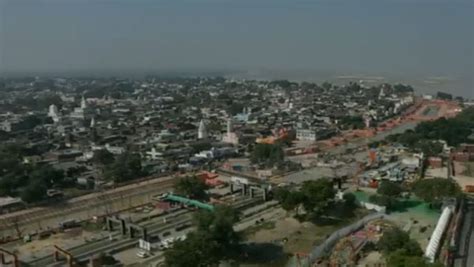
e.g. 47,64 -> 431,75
5,228 -> 103,261
358,251 -> 383,266
246,210 -> 369,255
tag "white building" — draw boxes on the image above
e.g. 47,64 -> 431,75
198,120 -> 207,139
222,118 -> 239,145
48,104 -> 60,123
296,128 -> 317,141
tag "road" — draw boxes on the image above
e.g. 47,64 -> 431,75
0,176 -> 176,239
455,198 -> 474,267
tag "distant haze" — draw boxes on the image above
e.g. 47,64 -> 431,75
1,0 -> 473,97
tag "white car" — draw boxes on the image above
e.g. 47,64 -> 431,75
136,250 -> 149,258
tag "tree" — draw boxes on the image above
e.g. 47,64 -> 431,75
164,231 -> 221,267
105,152 -> 144,183
377,181 -> 402,197
300,179 -> 335,215
378,227 -> 422,256
436,91 -> 453,100
343,192 -> 357,209
30,165 -> 65,187
250,143 -> 284,166
412,178 -> 462,205
165,205 -> 241,267
368,194 -> 399,210
274,188 -> 305,214
92,149 -> 115,165
228,102 -> 244,115
20,181 -> 47,203
340,116 -> 365,130
174,176 -> 210,201
387,249 -> 443,267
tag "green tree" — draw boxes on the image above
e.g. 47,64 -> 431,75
30,165 -> 65,187
412,178 -> 462,205
92,149 -> 115,165
274,188 -> 305,214
377,181 -> 403,197
174,176 -> 210,201
343,192 -> 357,209
105,152 -> 143,183
250,143 -> 284,166
300,179 -> 335,215
368,194 -> 399,210
378,227 -> 422,256
165,205 -> 241,267
20,180 -> 47,203
387,249 -> 443,267
164,231 -> 221,267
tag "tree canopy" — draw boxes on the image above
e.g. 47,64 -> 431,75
104,152 -> 144,183
164,205 -> 241,267
92,149 -> 115,165
377,181 -> 403,197
339,116 -> 365,130
412,178 -> 462,204
387,107 -> 474,148
250,143 -> 284,166
273,179 -> 335,217
174,176 -> 210,201
378,227 -> 422,256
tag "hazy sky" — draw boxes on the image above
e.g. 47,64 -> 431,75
0,0 -> 473,95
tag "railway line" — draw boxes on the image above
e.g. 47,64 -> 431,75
0,177 -> 176,237
454,198 -> 474,267
26,193 -> 263,267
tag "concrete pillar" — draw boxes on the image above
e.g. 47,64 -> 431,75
106,218 -> 113,231
243,184 -> 248,196
250,187 -> 254,198
230,184 -> 234,193
128,226 -> 134,238
263,188 -> 267,201
120,219 -> 127,235
0,253 -> 5,264
143,228 -> 148,240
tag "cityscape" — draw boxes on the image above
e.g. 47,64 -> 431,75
0,1 -> 473,267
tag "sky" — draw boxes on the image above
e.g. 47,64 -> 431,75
0,0 -> 473,96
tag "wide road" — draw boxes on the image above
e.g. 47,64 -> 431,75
455,198 -> 474,267
0,176 -> 176,239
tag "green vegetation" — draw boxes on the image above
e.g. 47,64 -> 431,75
274,179 -> 336,218
250,143 -> 284,166
92,149 -> 115,165
387,107 -> 474,148
379,227 -> 442,267
339,116 -> 365,130
174,176 -> 210,201
0,144 -> 70,203
377,181 -> 403,197
387,249 -> 443,267
368,181 -> 403,211
104,152 -> 145,183
164,205 -> 241,267
378,227 -> 422,256
412,178 -> 462,207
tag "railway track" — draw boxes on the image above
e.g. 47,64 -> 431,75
27,194 -> 263,266
0,177 -> 176,235
456,199 -> 474,267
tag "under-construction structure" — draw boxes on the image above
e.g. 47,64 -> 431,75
53,245 -> 75,267
0,248 -> 19,267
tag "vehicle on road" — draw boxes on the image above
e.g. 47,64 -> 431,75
136,250 -> 149,258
